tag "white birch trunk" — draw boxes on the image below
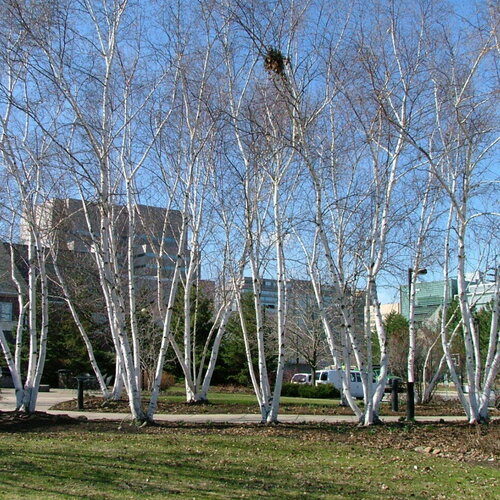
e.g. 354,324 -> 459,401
268,182 -> 288,423
407,272 -> 419,386
198,298 -> 235,400
183,246 -> 197,402
297,229 -> 363,418
111,360 -> 124,400
126,194 -> 141,394
20,233 -> 39,412
99,204 -> 144,421
25,233 -> 37,386
439,206 -> 471,417
249,254 -> 272,422
29,247 -> 50,413
146,211 -> 189,418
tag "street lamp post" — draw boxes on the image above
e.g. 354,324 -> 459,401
407,267 -> 427,421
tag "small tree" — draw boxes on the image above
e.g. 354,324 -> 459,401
383,312 -> 409,380
287,285 -> 329,381
216,293 -> 277,388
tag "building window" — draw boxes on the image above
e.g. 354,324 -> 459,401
0,302 -> 13,321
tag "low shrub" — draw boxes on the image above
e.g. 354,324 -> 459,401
281,383 -> 300,397
299,384 -> 340,399
281,383 -> 339,399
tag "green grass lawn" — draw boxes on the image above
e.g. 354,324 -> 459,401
0,423 -> 498,499
159,385 -> 348,410
160,391 -> 339,407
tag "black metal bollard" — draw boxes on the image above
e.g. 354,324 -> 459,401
77,377 -> 85,410
406,381 -> 415,421
391,378 -> 399,412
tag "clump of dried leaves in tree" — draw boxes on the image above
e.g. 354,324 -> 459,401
264,47 -> 289,76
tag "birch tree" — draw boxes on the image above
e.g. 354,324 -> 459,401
433,42 -> 499,423
218,0 -> 312,422
269,1 -> 385,424
399,3 -> 499,422
336,0 -> 450,423
0,103 -> 53,413
0,0 -> 64,412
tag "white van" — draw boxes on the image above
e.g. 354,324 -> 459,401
315,369 -> 377,398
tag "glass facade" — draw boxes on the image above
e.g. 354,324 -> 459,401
400,279 -> 458,323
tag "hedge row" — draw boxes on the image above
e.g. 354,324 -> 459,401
281,382 -> 340,399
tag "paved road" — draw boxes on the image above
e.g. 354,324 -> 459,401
0,387 -> 489,424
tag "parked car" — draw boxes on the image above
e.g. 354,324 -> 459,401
291,373 -> 312,384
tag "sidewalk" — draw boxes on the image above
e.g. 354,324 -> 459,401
0,388 -> 77,412
46,412 -> 477,424
0,387 -> 485,424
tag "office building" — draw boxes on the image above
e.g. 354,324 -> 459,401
400,279 -> 458,323
465,273 -> 497,309
20,198 -> 185,286
0,243 -> 25,341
